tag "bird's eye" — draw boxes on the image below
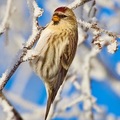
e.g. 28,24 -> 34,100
59,14 -> 67,18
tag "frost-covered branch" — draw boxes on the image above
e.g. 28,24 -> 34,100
78,19 -> 119,53
0,0 -> 13,35
0,92 -> 23,120
68,0 -> 92,9
0,0 -> 43,91
78,19 -> 120,38
81,47 -> 100,120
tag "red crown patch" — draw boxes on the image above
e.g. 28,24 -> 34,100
55,7 -> 67,13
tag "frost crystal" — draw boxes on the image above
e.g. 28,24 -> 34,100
107,40 -> 117,54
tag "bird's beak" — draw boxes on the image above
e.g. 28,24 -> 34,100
52,15 -> 60,22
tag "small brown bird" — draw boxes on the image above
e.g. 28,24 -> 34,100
30,6 -> 78,120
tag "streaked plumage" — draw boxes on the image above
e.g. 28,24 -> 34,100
30,6 -> 78,120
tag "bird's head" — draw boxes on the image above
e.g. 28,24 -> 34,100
52,7 -> 77,25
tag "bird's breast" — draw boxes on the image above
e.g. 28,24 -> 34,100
30,32 -> 69,82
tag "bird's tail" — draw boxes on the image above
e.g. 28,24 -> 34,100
45,87 -> 57,120
45,67 -> 68,120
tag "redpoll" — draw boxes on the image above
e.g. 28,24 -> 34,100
30,6 -> 78,120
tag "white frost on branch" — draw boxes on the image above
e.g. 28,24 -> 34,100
32,0 -> 43,18
78,19 -> 119,38
78,19 -> 119,53
45,0 -> 92,15
0,97 -> 14,120
0,0 -> 13,35
107,40 -> 117,54
0,93 -> 22,120
68,0 -> 92,10
81,47 -> 100,120
0,0 -> 43,90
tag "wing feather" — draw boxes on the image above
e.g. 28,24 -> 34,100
61,30 -> 78,69
34,28 -> 54,53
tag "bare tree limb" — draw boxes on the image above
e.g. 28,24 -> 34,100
78,19 -> 120,38
81,47 -> 100,120
68,0 -> 92,9
0,92 -> 23,120
0,0 -> 13,36
0,0 -> 43,91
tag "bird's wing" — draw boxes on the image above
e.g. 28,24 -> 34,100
54,31 -> 78,95
50,30 -> 78,104
34,28 -> 54,54
61,31 -> 78,70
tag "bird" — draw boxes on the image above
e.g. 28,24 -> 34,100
30,6 -> 78,120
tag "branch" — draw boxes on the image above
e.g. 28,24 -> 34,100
78,19 -> 119,53
0,0 -> 43,91
0,0 -> 13,35
78,19 -> 120,38
0,92 -> 23,120
68,0 -> 92,10
81,47 -> 100,120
